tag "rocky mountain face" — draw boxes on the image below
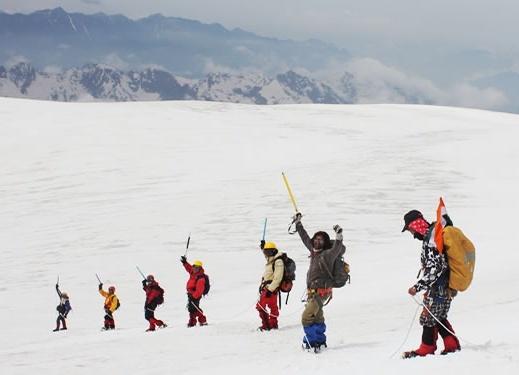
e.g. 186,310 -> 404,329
0,7 -> 350,79
0,62 -> 356,104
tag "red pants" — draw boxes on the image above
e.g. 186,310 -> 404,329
256,289 -> 279,329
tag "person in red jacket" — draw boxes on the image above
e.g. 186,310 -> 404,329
142,274 -> 167,331
180,256 -> 208,327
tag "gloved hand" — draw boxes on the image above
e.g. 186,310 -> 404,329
265,289 -> 272,298
142,279 -> 147,287
98,283 -> 103,290
105,308 -> 111,314
63,313 -> 68,318
55,284 -> 59,289
260,240 -> 265,249
292,212 -> 302,224
187,293 -> 194,301
333,224 -> 343,241
180,255 -> 187,264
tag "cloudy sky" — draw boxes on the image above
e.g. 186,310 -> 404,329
1,0 -> 518,56
2,0 -> 519,112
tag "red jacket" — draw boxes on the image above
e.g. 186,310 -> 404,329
183,263 -> 206,300
143,281 -> 163,306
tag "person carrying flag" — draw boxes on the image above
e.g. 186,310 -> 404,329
401,208 -> 461,358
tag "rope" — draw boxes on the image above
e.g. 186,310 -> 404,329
256,295 -> 304,318
389,302 -> 420,359
202,298 -> 259,323
410,295 -> 516,360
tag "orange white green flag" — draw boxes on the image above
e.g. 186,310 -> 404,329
428,197 -> 448,253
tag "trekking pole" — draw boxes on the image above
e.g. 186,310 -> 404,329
184,233 -> 191,257
95,273 -> 102,284
136,266 -> 146,280
282,172 -> 300,214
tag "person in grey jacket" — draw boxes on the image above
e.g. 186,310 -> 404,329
293,213 -> 345,350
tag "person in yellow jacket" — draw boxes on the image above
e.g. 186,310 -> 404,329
99,283 -> 119,330
256,241 -> 284,331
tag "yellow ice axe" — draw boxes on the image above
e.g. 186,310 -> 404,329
282,172 -> 299,213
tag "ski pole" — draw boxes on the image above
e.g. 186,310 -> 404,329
95,273 -> 102,284
184,233 -> 191,257
282,172 -> 300,213
262,218 -> 268,241
136,266 -> 146,280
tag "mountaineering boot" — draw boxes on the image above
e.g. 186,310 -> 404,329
187,313 -> 197,328
441,335 -> 461,355
402,343 -> 436,359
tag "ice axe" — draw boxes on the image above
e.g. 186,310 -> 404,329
282,172 -> 302,233
282,172 -> 300,214
136,266 -> 146,280
184,233 -> 191,257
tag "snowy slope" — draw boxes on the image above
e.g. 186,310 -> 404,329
0,98 -> 518,374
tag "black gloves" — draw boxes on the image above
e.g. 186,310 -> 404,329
292,212 -> 302,224
265,289 -> 272,298
98,283 -> 103,290
260,240 -> 265,249
142,279 -> 147,287
180,256 -> 187,264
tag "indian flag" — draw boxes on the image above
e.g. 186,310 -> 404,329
428,197 -> 448,253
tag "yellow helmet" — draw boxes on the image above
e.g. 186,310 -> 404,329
263,242 -> 277,250
193,260 -> 203,267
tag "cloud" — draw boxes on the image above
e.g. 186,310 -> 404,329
322,57 -> 508,111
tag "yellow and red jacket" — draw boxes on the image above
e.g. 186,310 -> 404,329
99,289 -> 119,312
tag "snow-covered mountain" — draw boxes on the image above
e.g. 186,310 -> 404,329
0,62 -> 353,104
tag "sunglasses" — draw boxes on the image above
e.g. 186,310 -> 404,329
313,238 -> 325,244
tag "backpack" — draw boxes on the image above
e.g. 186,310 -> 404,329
330,257 -> 351,288
155,285 -> 165,305
273,253 -> 296,293
196,274 -> 211,296
443,226 -> 475,291
319,249 -> 351,288
115,298 -> 121,310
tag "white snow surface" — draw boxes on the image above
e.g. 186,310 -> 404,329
1,98 -> 518,374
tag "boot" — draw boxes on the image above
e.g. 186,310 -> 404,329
441,335 -> 461,355
402,343 -> 436,358
402,326 -> 437,359
187,313 -> 196,327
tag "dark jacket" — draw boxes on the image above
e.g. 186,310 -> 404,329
296,222 -> 346,290
55,285 -> 71,316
